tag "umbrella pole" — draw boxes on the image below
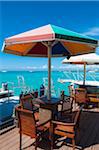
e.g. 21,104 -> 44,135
83,63 -> 86,85
48,43 -> 52,101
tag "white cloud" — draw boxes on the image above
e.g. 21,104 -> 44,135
42,64 -> 47,69
59,66 -> 66,69
42,65 -> 54,69
59,64 -> 84,70
51,65 -> 54,69
26,66 -> 37,69
82,27 -> 99,36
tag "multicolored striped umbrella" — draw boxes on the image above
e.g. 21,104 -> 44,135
2,24 -> 98,100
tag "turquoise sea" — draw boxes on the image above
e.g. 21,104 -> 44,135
0,71 -> 69,97
0,71 -> 99,97
0,70 -> 99,122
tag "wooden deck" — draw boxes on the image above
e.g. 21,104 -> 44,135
0,108 -> 99,150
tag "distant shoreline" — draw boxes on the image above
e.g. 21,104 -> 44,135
0,70 -> 99,72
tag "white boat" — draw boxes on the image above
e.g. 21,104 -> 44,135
72,80 -> 99,87
88,69 -> 99,73
58,77 -> 99,87
1,70 -> 7,73
0,83 -> 19,127
0,90 -> 14,98
58,78 -> 75,84
29,70 -> 34,72
58,70 -> 99,99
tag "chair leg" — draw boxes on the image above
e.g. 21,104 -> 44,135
35,139 -> 37,150
72,138 -> 75,150
49,131 -> 54,150
35,137 -> 39,150
49,123 -> 54,150
20,132 -> 22,150
51,136 -> 54,150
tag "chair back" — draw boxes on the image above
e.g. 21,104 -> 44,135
68,84 -> 75,98
75,88 -> 88,104
74,106 -> 82,126
88,93 -> 99,103
61,97 -> 73,113
20,94 -> 34,111
16,106 -> 36,138
39,107 -> 52,124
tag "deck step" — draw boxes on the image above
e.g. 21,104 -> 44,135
0,117 -> 15,131
0,124 -> 16,135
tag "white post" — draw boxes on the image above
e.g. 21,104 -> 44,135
83,63 -> 86,85
48,42 -> 52,101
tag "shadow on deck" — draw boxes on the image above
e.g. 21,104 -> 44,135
0,109 -> 99,150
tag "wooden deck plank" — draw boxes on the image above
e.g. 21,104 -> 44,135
0,128 -> 18,146
1,130 -> 33,150
1,130 -> 19,150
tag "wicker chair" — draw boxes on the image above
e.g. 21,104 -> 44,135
68,84 -> 75,100
16,105 -> 51,150
75,88 -> 89,106
20,94 -> 39,111
50,106 -> 82,150
58,96 -> 73,118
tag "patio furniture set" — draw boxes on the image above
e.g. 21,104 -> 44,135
15,90 -> 83,150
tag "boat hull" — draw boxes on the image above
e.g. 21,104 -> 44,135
0,97 -> 19,124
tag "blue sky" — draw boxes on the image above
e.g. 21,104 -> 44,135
0,1 -> 99,71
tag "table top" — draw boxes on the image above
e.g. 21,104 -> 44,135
35,96 -> 61,105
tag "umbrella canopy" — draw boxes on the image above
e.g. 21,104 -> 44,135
2,24 -> 98,100
62,53 -> 99,84
62,53 -> 99,64
3,24 -> 98,57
